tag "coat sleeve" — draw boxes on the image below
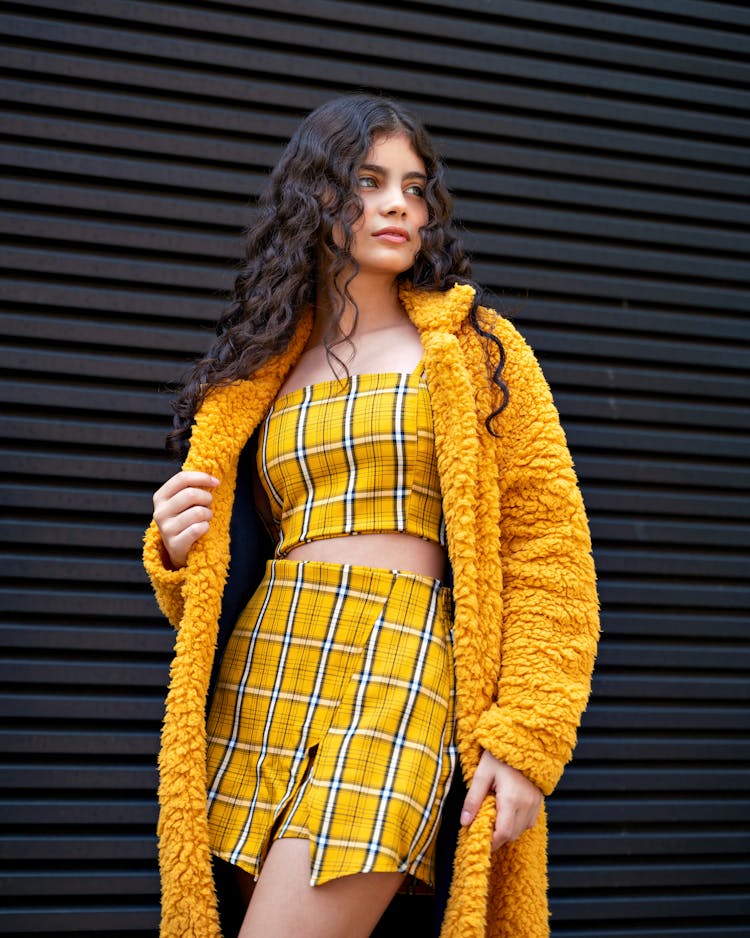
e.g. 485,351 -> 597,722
142,518 -> 187,629
472,320 -> 599,796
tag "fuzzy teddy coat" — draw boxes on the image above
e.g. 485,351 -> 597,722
143,281 -> 599,938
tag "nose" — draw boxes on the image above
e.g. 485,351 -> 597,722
381,183 -> 407,216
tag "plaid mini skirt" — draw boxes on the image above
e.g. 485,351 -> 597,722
205,558 -> 456,887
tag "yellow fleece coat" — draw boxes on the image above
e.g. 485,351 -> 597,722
143,282 -> 599,938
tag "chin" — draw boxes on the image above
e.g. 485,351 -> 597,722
359,256 -> 418,278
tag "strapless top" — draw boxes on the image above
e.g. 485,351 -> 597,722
257,361 -> 446,558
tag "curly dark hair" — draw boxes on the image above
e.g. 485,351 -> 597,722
167,93 -> 506,459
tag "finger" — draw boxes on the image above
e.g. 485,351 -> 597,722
153,471 -> 219,505
159,504 -> 214,540
492,797 -> 520,850
164,520 -> 212,569
491,792 -> 542,851
153,487 -> 216,526
460,770 -> 493,826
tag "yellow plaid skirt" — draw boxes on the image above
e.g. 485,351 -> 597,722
206,558 -> 456,886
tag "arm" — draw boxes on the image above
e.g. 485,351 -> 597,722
473,320 -> 600,797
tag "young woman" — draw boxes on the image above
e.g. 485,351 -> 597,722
144,94 -> 599,938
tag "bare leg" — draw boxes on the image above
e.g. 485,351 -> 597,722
239,838 -> 404,938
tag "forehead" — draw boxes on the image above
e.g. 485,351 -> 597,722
363,133 -> 425,171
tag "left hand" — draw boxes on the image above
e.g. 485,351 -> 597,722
460,750 -> 543,851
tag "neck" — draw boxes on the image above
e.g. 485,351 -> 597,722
310,271 -> 407,347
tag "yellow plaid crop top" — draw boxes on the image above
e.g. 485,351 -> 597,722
257,361 -> 446,557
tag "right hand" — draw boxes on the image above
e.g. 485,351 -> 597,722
152,470 -> 220,569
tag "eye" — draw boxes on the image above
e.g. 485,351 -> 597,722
405,183 -> 425,198
358,175 -> 377,189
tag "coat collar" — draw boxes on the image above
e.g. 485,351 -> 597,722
399,281 -> 476,335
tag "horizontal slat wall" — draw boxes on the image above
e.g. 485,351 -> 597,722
1,0 -> 749,935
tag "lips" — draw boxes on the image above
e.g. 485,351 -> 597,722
372,227 -> 410,243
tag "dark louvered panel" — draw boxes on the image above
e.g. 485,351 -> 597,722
1,1 -> 748,935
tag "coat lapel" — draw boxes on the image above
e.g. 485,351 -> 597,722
401,284 -> 486,767
402,284 -> 499,938
158,311 -> 312,938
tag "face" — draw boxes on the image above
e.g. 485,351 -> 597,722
346,133 -> 429,277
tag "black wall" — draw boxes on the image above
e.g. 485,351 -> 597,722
1,2 -> 749,935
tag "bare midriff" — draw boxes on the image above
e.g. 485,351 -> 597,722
285,532 -> 447,581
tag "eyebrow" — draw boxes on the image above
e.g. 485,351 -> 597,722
358,163 -> 428,182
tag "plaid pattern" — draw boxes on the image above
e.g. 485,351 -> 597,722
206,558 -> 455,886
258,363 -> 447,556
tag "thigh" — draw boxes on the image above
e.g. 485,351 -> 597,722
239,838 -> 403,938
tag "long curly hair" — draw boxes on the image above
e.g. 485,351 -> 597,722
167,93 -> 506,459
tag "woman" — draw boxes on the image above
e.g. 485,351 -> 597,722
144,94 -> 599,938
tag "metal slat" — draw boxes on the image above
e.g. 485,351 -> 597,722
592,672 -> 749,701
597,580 -> 747,610
548,891 -> 750,920
515,299 -> 750,343
0,764 -> 157,790
0,484 -> 151,514
8,451 -> 161,486
549,798 -> 750,824
0,729 -> 159,756
590,520 -> 750,550
595,548 -> 749,578
0,276 -> 210,320
1,414 -> 165,450
548,830 -> 749,857
579,458 -> 748,491
0,907 -> 159,932
473,260 -> 750,311
0,344 -> 189,383
561,765 -> 749,792
0,692 -> 164,722
600,611 -> 749,640
0,659 -> 168,687
583,703 -> 750,731
545,362 -> 747,400
566,426 -> 748,460
551,927 -> 749,938
2,446 -> 172,486
549,859 -> 750,889
0,868 -> 159,897
1,380 -> 169,416
0,834 -> 157,860
1,800 -> 158,825
0,589 -> 156,618
0,311 -> 205,353
0,624 -> 168,653
574,736 -> 750,762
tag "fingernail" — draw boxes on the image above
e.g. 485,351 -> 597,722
460,810 -> 472,825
